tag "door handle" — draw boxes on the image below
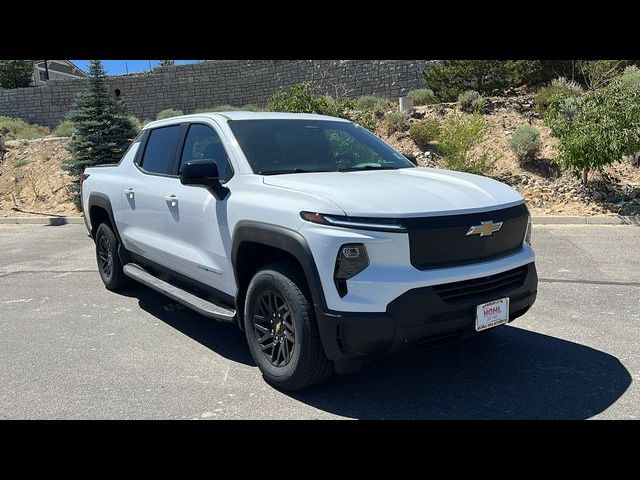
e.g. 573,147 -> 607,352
164,195 -> 178,207
124,188 -> 134,199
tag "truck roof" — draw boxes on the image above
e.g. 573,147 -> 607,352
144,111 -> 351,129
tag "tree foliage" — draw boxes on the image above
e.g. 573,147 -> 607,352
545,69 -> 640,183
158,60 -> 175,67
0,60 -> 34,88
266,82 -> 376,130
63,60 -> 138,204
422,61 -> 575,101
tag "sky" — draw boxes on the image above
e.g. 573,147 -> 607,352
70,60 -> 202,76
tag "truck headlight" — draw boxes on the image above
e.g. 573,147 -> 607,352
334,243 -> 369,297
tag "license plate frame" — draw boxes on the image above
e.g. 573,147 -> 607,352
475,297 -> 509,331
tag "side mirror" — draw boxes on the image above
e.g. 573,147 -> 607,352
403,152 -> 418,165
180,159 -> 229,200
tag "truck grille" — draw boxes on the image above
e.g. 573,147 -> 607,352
433,265 -> 528,303
404,203 -> 529,270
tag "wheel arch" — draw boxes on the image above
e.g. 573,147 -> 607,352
231,221 -> 327,330
87,193 -> 120,241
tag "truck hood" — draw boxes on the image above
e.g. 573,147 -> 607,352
263,167 -> 524,217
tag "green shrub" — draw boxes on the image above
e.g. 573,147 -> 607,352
241,104 -> 264,112
577,60 -> 636,90
618,65 -> 640,93
408,88 -> 437,106
383,111 -> 408,134
53,120 -> 75,137
545,76 -> 640,183
535,77 -> 582,116
11,157 -> 30,168
127,116 -> 143,132
422,60 -> 578,101
156,108 -> 184,120
458,90 -> 487,113
266,82 -> 333,114
409,119 -> 441,150
265,82 -> 375,129
349,109 -> 377,131
193,105 -> 240,113
437,112 -> 493,174
508,125 -> 541,162
0,116 -> 50,140
354,95 -> 388,112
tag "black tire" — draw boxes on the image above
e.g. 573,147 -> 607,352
244,262 -> 333,391
95,223 -> 130,291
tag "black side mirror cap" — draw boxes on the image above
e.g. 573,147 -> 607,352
180,159 -> 229,200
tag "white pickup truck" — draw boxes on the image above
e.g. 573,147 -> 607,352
81,111 -> 538,390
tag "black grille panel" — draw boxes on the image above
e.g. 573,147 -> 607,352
405,204 -> 529,270
433,265 -> 528,303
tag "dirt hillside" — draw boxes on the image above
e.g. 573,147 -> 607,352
0,137 -> 78,217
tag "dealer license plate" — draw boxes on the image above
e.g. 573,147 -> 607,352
475,298 -> 509,331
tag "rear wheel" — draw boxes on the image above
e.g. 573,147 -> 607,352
244,262 -> 333,390
95,223 -> 129,291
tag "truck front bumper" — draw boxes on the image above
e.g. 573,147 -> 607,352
315,262 -> 538,370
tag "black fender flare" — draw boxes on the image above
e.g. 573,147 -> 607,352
87,192 -> 121,240
231,220 -> 328,316
87,192 -> 130,265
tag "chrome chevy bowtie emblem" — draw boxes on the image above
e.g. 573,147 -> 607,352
466,221 -> 503,237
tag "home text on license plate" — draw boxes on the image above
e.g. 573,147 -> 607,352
475,297 -> 509,331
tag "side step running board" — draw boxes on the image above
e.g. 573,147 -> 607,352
123,263 -> 236,322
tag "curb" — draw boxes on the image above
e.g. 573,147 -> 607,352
0,215 -> 638,226
532,215 -> 639,225
0,216 -> 84,225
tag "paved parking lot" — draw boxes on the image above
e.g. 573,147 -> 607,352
0,223 -> 638,419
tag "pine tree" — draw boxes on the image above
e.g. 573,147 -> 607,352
63,60 -> 138,205
0,60 -> 34,88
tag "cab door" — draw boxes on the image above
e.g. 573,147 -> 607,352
161,121 -> 236,297
119,124 -> 182,266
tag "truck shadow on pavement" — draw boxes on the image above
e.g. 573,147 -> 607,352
125,286 -> 254,366
126,286 -> 631,419
291,326 -> 632,419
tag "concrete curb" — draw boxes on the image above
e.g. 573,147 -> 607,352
1,215 -> 638,226
532,215 -> 640,225
0,216 -> 85,225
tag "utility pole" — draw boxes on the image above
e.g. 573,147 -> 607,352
125,61 -> 129,75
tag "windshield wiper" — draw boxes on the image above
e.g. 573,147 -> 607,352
258,168 -> 319,175
337,165 -> 398,172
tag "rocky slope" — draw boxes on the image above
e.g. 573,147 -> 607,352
0,138 -> 77,217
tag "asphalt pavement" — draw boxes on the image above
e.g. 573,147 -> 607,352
0,223 -> 638,419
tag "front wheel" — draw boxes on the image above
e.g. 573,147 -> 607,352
244,262 -> 333,391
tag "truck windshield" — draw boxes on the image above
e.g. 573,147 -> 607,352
227,119 -> 414,175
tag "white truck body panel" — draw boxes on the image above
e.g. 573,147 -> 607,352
83,111 -> 534,313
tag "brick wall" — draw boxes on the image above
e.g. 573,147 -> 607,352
0,60 -> 427,128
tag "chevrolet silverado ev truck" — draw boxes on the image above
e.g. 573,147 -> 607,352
81,112 -> 537,390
